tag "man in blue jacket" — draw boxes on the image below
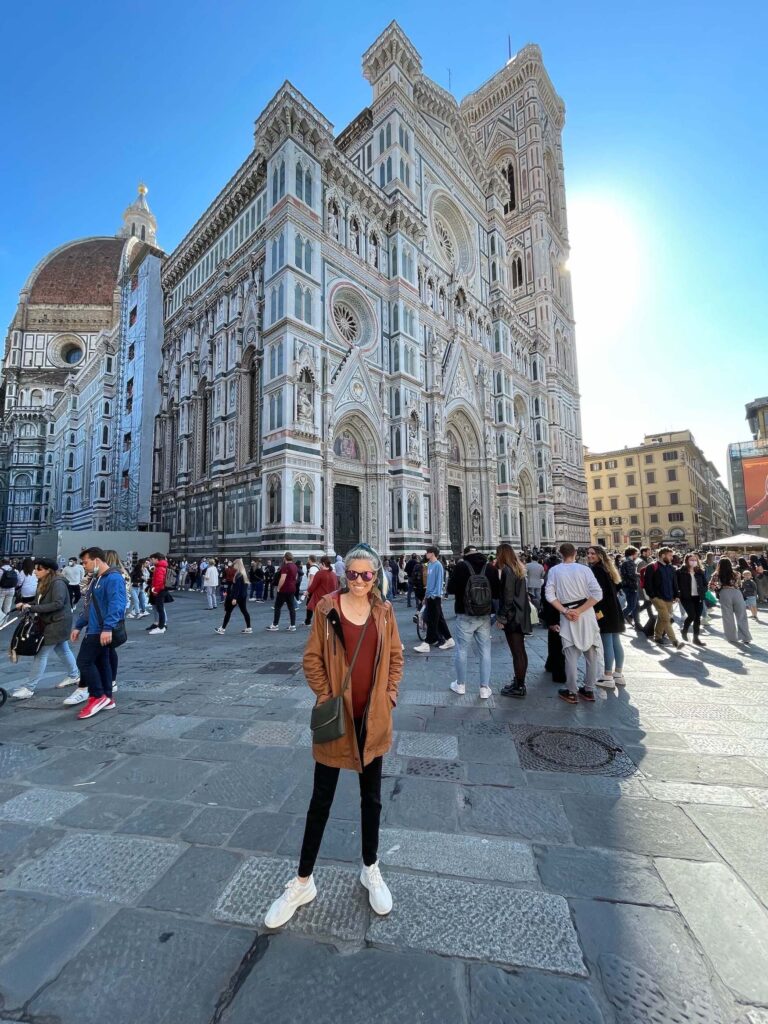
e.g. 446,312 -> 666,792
70,547 -> 127,719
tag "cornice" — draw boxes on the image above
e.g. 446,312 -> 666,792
414,77 -> 487,185
362,21 -> 422,85
253,80 -> 335,161
460,45 -> 566,131
335,107 -> 373,155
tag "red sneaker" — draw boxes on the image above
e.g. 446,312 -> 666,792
103,698 -> 116,710
77,696 -> 108,720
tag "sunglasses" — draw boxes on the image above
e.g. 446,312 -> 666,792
346,570 -> 375,582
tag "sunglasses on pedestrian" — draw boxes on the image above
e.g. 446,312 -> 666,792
346,570 -> 375,582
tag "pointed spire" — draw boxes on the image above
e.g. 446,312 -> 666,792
118,183 -> 157,244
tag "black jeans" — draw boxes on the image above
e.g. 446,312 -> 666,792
154,590 -> 167,628
222,597 -> 251,629
273,591 -> 296,626
68,585 -> 81,609
298,719 -> 382,877
77,634 -> 113,699
425,596 -> 451,645
681,596 -> 703,637
503,627 -> 528,683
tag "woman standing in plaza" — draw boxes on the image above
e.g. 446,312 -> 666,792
265,543 -> 403,928
587,544 -> 626,689
678,553 -> 706,646
495,543 -> 532,698
710,557 -> 752,644
215,558 -> 252,634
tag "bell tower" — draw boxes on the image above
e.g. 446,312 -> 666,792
119,183 -> 158,245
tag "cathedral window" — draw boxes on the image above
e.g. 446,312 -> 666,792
68,453 -> 74,469
304,242 -> 312,274
392,303 -> 399,332
504,162 -> 517,214
498,461 -> 507,484
379,164 -> 385,187
99,481 -> 107,498
391,388 -> 401,417
491,261 -> 497,282
272,167 -> 278,205
490,235 -> 496,255
279,159 -> 285,198
537,451 -> 544,469
511,256 -> 523,289
386,156 -> 392,183
100,455 -> 107,472
304,170 -> 312,207
294,283 -> 303,318
267,476 -> 282,523
391,244 -> 398,277
399,158 -> 405,182
102,427 -> 109,446
293,479 -> 313,523
379,128 -> 385,154
304,289 -> 312,324
538,474 -> 545,494
295,162 -> 304,202
385,123 -> 392,148
295,235 -> 303,268
277,282 -> 284,319
270,288 -> 277,324
535,421 -> 542,442
268,391 -> 284,431
391,340 -> 400,372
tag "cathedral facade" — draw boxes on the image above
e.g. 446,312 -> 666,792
154,23 -> 588,558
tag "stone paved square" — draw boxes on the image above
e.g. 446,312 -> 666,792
0,787 -> 86,824
379,826 -> 536,882
396,730 -> 459,760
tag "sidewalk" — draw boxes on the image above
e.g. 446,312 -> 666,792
0,593 -> 767,1023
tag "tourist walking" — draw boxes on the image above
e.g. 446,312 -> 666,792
446,545 -> 496,699
305,555 -> 338,626
644,547 -> 684,648
414,546 -> 454,653
62,556 -> 85,609
742,571 -> 759,621
619,546 -> 641,627
215,559 -> 252,634
264,544 -> 402,928
264,559 -> 276,600
495,543 -> 532,698
268,552 -> 298,631
70,547 -> 127,719
404,552 -> 419,607
10,558 -> 80,699
588,545 -> 626,689
710,557 -> 752,644
544,543 -> 603,704
678,553 -> 707,646
0,557 -> 19,621
128,558 -> 150,618
16,558 -> 38,603
203,560 -> 219,609
525,556 -> 545,607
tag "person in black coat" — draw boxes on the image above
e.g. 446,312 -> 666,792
587,545 -> 626,688
540,557 -> 566,684
215,559 -> 252,634
677,553 -> 706,646
494,544 -> 532,697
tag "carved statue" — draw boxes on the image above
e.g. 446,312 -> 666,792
328,205 -> 339,240
427,280 -> 434,308
408,420 -> 420,460
471,508 -> 482,542
370,234 -> 379,268
439,290 -> 446,315
350,220 -> 360,255
297,386 -> 313,424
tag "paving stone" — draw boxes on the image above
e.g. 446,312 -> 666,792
367,872 -> 586,974
0,900 -> 114,1013
654,701 -> 748,721
469,965 -> 606,1024
524,770 -> 648,798
643,780 -> 753,807
178,806 -> 247,846
277,816 -> 362,863
129,714 -> 205,738
27,908 -> 253,1024
12,833 -> 185,904
24,747 -> 122,785
0,822 -> 63,879
116,736 -> 201,758
58,793 -> 145,830
221,933 -> 467,1024
228,811 -> 296,853
382,752 -> 407,776
89,754 -> 214,799
0,890 -> 65,961
0,741 -> 57,777
464,786 -> 572,842
405,757 -> 466,780
397,730 -> 459,760
465,761 -> 525,786
459,733 -> 522,765
385,776 -> 463,831
116,799 -> 199,837
460,719 -> 510,736
214,855 -> 369,942
537,845 -> 673,907
657,859 -> 768,1003
241,720 -> 311,746
190,760 -> 296,810
564,795 -> 713,859
685,805 -> 768,905
140,846 -> 242,916
572,899 -> 729,1024
379,826 -> 536,883
179,718 -> 251,741
184,741 -> 293,765
733,1011 -> 768,1024
0,786 -> 85,824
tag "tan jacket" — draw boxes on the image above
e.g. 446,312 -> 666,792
303,593 -> 403,770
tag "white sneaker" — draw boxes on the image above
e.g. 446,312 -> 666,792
613,673 -> 626,687
287,625 -> 296,632
438,638 -> 455,650
148,627 -> 166,635
266,625 -> 279,631
242,628 -> 253,634
56,675 -> 81,688
596,678 -> 615,690
214,627 -> 226,635
479,686 -> 493,700
112,683 -> 118,692
11,686 -> 35,699
127,612 -> 138,619
63,688 -> 89,706
360,861 -> 393,915
449,680 -> 466,695
138,611 -> 151,618
264,875 -> 317,928
413,642 -> 431,653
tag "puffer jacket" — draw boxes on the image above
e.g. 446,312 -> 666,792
303,593 -> 403,770
29,575 -> 73,645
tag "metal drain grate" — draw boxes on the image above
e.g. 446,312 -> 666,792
510,725 -> 639,777
257,662 -> 301,675
405,758 -> 466,781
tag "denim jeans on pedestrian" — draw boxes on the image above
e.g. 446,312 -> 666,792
453,614 -> 491,688
205,585 -> 218,609
601,632 -> 625,674
623,589 -> 639,623
25,641 -> 79,692
255,581 -> 264,600
129,587 -> 147,616
76,634 -> 113,699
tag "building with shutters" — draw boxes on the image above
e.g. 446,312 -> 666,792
154,22 -> 589,557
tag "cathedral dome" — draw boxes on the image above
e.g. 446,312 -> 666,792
26,237 -> 126,306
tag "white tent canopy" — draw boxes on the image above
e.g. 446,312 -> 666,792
702,533 -> 767,549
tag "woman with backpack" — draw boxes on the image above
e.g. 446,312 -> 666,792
16,558 -> 38,603
215,559 -> 252,634
10,558 -> 80,699
587,544 -> 626,689
495,543 -> 532,698
0,559 -> 19,622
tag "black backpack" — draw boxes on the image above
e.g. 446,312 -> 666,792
9,614 -> 45,659
462,560 -> 493,616
0,568 -> 18,590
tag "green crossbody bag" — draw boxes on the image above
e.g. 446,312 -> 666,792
310,615 -> 370,744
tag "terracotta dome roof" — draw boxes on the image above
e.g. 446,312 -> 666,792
28,237 -> 126,306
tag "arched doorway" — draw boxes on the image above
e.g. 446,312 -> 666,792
330,413 -> 384,554
445,407 -> 483,556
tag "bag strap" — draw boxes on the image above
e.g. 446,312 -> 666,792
340,612 -> 371,696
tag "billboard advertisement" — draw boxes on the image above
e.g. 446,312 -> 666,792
743,455 -> 768,527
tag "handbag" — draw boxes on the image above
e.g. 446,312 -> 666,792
703,589 -> 717,608
90,590 -> 128,648
9,613 -> 45,660
310,615 -> 371,744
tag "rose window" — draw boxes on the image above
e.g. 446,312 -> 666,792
434,217 -> 455,266
332,301 -> 360,343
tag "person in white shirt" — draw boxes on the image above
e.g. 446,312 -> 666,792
544,542 -> 603,705
203,560 -> 219,610
62,557 -> 85,609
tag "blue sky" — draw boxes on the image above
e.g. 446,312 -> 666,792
1,0 -> 765,479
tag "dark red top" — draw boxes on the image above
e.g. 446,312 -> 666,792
338,598 -> 379,718
278,562 -> 298,593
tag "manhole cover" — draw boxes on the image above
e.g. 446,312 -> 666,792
257,662 -> 301,675
510,725 -> 639,778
